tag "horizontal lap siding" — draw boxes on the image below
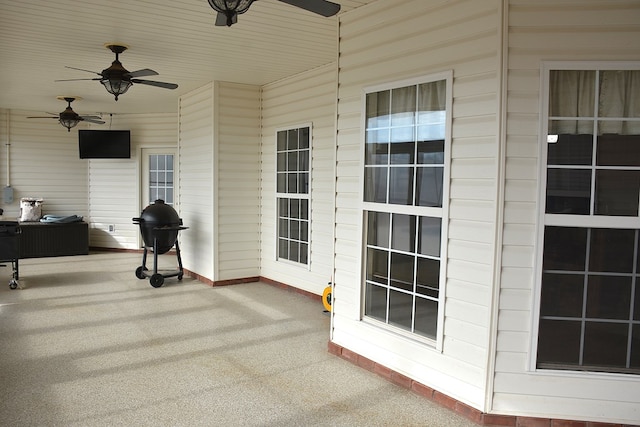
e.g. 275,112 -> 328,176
332,0 -> 501,410
179,84 -> 215,281
493,0 -> 640,423
216,82 -> 261,280
0,109 -> 88,220
88,113 -> 177,249
261,64 -> 337,295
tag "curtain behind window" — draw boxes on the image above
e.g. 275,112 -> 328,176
549,70 -> 640,135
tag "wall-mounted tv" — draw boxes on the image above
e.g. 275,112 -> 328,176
78,130 -> 131,159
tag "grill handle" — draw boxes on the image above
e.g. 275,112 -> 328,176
132,217 -> 144,224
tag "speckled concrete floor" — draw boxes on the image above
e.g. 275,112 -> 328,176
0,252 -> 478,427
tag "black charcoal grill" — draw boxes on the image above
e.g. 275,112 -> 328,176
133,199 -> 187,287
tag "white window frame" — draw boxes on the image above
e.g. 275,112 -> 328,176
530,60 -> 640,374
275,123 -> 312,268
360,72 -> 452,350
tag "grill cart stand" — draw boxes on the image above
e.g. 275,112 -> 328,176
0,221 -> 21,289
135,226 -> 187,288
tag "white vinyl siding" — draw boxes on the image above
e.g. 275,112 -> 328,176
216,82 -> 261,281
179,84 -> 216,281
332,0 -> 501,410
179,82 -> 260,283
0,109 -> 88,219
495,0 -> 640,423
261,64 -> 337,295
88,113 -> 178,249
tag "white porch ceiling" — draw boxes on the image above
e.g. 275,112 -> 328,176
0,0 -> 375,117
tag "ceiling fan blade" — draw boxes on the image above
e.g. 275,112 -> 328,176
132,79 -> 178,90
126,68 -> 159,78
27,116 -> 58,119
80,117 -> 106,124
277,0 -> 340,16
215,11 -> 237,26
65,66 -> 102,75
55,78 -> 101,82
79,115 -> 103,120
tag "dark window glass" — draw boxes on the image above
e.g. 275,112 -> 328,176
278,238 -> 288,259
583,322 -> 628,368
287,173 -> 297,193
300,199 -> 309,220
540,273 -> 584,317
366,248 -> 388,285
418,216 -> 441,257
290,241 -> 300,263
543,227 -> 588,271
547,134 -> 593,165
299,243 -> 308,264
365,140 -> 389,165
390,252 -> 414,292
365,283 -> 388,322
585,275 -> 632,320
364,167 -> 387,203
277,131 -> 287,151
537,319 -> 582,365
290,199 -> 299,218
287,129 -> 299,150
277,173 -> 286,193
298,173 -> 309,194
299,127 -> 310,149
367,211 -> 390,248
416,258 -> 439,298
417,140 -> 444,164
595,170 -> 640,216
366,91 -> 390,128
299,150 -> 309,171
589,228 -> 635,273
391,214 -> 415,252
545,169 -> 591,215
596,133 -> 640,166
389,167 -> 413,205
415,297 -> 438,339
287,151 -> 298,171
390,141 -> 415,165
388,289 -> 413,332
278,218 -> 288,238
632,326 -> 640,368
416,167 -> 443,207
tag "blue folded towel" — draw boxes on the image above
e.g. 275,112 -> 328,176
39,214 -> 83,223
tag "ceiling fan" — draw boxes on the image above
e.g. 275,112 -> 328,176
27,96 -> 105,132
56,43 -> 178,101
208,0 -> 341,27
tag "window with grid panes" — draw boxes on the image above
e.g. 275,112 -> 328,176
149,154 -> 174,206
276,126 -> 310,264
362,75 -> 450,342
537,65 -> 640,374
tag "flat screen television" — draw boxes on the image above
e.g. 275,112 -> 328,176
78,130 -> 131,159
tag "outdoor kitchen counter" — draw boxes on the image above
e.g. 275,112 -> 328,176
18,221 -> 89,258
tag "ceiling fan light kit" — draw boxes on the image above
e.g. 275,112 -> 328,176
27,96 -> 105,132
208,0 -> 254,26
207,0 -> 340,27
100,44 -> 133,100
56,43 -> 178,102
